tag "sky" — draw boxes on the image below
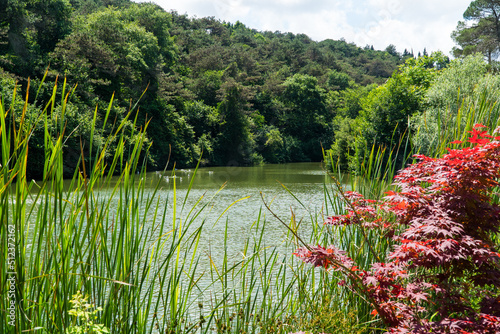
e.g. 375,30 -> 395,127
136,0 -> 473,56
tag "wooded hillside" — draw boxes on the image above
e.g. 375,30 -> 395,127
0,0 -> 407,178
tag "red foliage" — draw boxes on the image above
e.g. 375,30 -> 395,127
294,125 -> 500,333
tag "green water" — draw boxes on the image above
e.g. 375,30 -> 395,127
140,162 -> 333,257
21,162 -> 339,328
146,162 -> 335,305
149,162 -> 332,234
156,162 -> 330,190
30,161 -> 335,276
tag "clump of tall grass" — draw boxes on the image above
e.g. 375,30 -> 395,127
0,78 -> 210,333
412,75 -> 500,158
318,152 -> 398,331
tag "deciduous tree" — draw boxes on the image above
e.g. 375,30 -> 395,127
452,0 -> 500,63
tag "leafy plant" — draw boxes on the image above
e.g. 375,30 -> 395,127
294,124 -> 500,333
66,292 -> 109,334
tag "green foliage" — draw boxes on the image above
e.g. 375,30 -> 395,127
256,125 -> 287,163
327,117 -> 356,170
66,292 -> 110,334
120,2 -> 177,65
411,54 -> 500,156
0,0 -> 405,170
190,70 -> 224,107
425,53 -> 487,109
2,75 -> 146,179
362,53 -> 443,143
327,53 -> 445,172
140,99 -> 197,168
280,74 -> 331,161
327,69 -> 351,91
0,0 -> 72,74
286,296 -> 368,334
0,69 -> 21,108
385,44 -> 399,57
50,6 -> 164,101
213,82 -> 256,165
452,0 -> 500,63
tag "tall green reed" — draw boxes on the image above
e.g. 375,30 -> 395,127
314,123 -> 414,331
194,203 -> 369,334
415,87 -> 500,158
0,78 -> 211,333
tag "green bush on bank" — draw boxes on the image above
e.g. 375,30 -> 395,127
326,53 -> 500,173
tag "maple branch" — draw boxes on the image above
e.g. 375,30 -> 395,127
328,174 -> 383,263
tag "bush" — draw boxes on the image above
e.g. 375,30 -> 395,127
294,124 -> 500,333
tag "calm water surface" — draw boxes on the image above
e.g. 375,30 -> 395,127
149,162 -> 332,245
146,162 -> 336,314
30,162 -> 337,322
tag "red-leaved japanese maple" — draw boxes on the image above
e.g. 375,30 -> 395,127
294,124 -> 500,333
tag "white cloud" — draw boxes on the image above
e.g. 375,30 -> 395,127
242,4 -> 351,38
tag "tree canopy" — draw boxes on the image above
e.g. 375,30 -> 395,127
0,0 -> 451,178
452,0 -> 500,63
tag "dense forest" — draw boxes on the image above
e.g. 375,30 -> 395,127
0,0 -> 410,178
2,0 -> 500,180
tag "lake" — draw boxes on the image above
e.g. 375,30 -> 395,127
142,162 -> 338,317
147,162 -> 333,250
21,161 -> 341,330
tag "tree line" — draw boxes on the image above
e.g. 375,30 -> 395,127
0,0 -> 406,178
1,0 -> 498,179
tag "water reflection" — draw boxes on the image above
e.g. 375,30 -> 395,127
152,162 -> 329,190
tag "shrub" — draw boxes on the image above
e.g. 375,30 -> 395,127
294,124 -> 500,333
66,292 -> 109,334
